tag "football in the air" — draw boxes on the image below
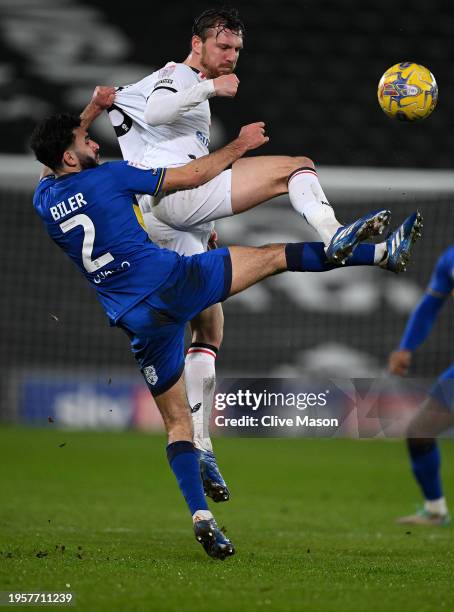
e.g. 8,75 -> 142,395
377,62 -> 438,121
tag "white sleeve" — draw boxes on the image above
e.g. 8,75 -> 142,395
144,79 -> 216,126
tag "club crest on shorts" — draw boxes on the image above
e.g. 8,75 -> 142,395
143,365 -> 158,386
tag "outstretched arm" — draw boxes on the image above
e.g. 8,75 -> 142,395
161,122 -> 268,191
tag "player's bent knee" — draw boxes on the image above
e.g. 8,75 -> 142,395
293,155 -> 315,170
284,156 -> 315,187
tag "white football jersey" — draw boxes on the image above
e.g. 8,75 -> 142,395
109,62 -> 211,167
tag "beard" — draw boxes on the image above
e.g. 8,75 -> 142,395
78,153 -> 99,170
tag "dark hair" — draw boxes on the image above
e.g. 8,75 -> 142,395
192,6 -> 245,41
30,113 -> 81,171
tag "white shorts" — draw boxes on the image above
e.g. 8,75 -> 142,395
142,210 -> 213,255
138,169 -> 233,255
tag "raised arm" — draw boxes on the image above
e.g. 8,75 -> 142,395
80,86 -> 116,130
161,121 -> 268,191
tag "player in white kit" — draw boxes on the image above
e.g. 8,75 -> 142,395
88,7 -> 422,504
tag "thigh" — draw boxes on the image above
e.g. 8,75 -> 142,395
118,300 -> 186,397
150,170 -> 232,229
408,397 -> 454,438
231,156 -> 294,214
153,248 -> 233,324
426,363 -> 454,415
408,364 -> 454,437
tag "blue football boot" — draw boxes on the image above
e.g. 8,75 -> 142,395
198,449 -> 230,503
326,208 -> 391,265
194,518 -> 235,560
380,211 -> 423,273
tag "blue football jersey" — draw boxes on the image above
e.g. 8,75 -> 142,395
33,161 -> 181,322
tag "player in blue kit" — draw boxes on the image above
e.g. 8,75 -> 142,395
389,246 -> 454,526
31,112 -> 422,559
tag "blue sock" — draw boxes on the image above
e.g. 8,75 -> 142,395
407,439 -> 443,500
167,441 -> 208,515
285,242 -> 375,272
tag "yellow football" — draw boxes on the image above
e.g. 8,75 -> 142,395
377,62 -> 438,121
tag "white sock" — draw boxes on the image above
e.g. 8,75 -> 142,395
374,242 -> 387,264
192,509 -> 214,523
185,343 -> 217,453
288,167 -> 342,245
425,497 -> 448,516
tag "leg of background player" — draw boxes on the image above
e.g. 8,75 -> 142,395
154,375 -> 234,559
397,396 -> 454,526
231,155 -> 342,245
186,303 -> 231,502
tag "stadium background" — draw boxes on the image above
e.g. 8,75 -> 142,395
1,0 -> 454,428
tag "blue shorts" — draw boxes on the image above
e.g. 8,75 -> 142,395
117,247 -> 232,396
428,363 -> 454,410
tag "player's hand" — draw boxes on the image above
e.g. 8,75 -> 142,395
213,74 -> 239,98
388,349 -> 412,377
92,86 -> 116,109
207,230 -> 218,250
237,122 -> 269,151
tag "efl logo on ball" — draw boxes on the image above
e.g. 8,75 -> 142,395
377,62 -> 438,121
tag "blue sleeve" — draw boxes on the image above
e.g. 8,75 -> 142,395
398,249 -> 453,351
428,248 -> 454,295
107,161 -> 166,196
399,293 -> 445,350
33,175 -> 55,202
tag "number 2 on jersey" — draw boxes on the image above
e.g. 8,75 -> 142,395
60,214 -> 114,272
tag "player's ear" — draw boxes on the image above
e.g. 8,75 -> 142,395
191,34 -> 203,56
62,148 -> 78,168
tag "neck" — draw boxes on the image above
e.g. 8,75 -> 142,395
184,52 -> 204,74
55,166 -> 81,178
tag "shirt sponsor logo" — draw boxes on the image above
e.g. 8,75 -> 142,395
93,261 -> 131,284
155,78 -> 174,87
196,130 -> 210,148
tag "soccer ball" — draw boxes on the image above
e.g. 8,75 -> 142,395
377,62 -> 438,121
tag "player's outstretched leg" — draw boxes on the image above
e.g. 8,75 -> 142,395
155,377 -> 235,559
186,304 -> 231,502
231,157 -> 417,265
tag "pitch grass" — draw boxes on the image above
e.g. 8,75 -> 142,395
0,427 -> 453,612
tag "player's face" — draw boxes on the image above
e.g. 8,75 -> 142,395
200,28 -> 243,77
71,128 -> 100,170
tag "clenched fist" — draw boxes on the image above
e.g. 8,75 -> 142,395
236,122 -> 269,151
92,86 -> 116,110
213,74 -> 239,98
